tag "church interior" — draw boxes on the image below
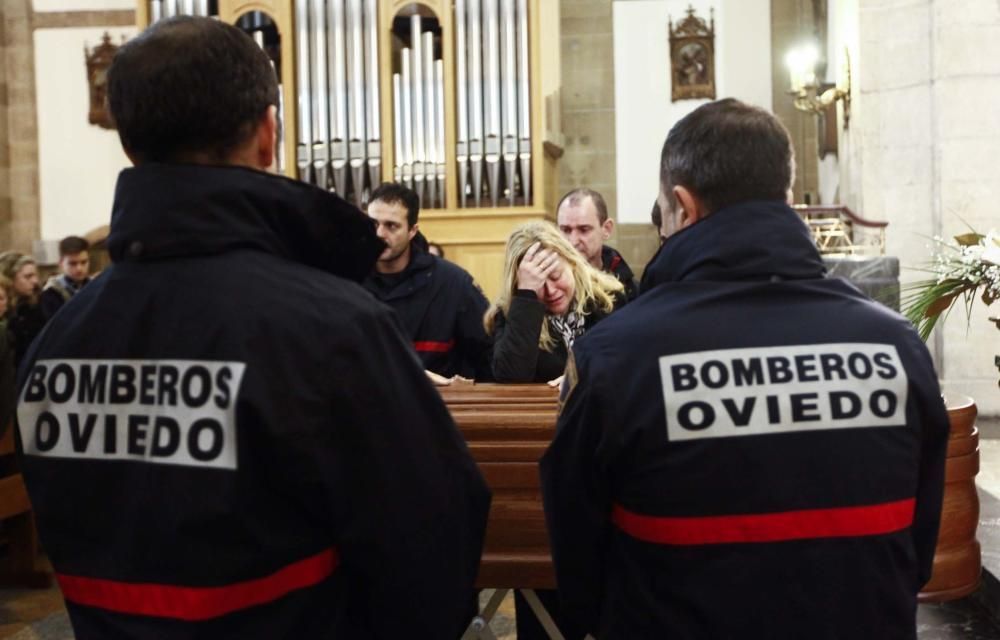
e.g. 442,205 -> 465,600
0,0 -> 999,637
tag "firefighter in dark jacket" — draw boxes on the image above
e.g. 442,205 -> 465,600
557,188 -> 638,303
541,99 -> 949,639
363,182 -> 493,381
15,17 -> 490,639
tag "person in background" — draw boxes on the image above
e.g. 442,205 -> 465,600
542,98 -> 949,639
0,276 -> 15,432
364,182 -> 493,382
0,252 -> 44,368
40,235 -> 92,319
486,221 -> 623,387
556,188 -> 638,303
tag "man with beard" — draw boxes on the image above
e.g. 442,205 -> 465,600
363,182 -> 493,381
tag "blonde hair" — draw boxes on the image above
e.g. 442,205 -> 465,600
484,221 -> 624,351
0,251 -> 36,305
0,275 -> 12,317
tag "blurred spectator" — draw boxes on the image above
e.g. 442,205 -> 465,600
41,236 -> 92,319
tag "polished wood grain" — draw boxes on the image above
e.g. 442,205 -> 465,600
441,382 -> 558,589
919,395 -> 982,602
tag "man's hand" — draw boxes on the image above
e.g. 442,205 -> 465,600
516,242 -> 560,298
547,374 -> 565,388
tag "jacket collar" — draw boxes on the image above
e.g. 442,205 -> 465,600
601,245 -> 633,279
363,242 -> 436,300
640,200 -> 825,291
107,163 -> 384,283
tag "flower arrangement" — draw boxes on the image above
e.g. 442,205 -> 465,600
902,230 -> 1000,341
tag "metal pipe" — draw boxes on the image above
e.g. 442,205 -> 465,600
393,73 -> 403,184
455,0 -> 469,207
467,0 -> 484,206
435,59 -> 446,208
483,0 -> 501,206
194,0 -> 209,16
410,15 -> 425,202
295,0 -> 313,183
311,0 -> 330,190
163,0 -> 177,19
328,0 -> 349,196
423,31 -> 437,208
364,0 -> 381,191
400,48 -> 414,190
150,0 -> 162,23
347,0 -> 367,205
517,0 -> 531,204
179,0 -> 193,15
500,0 -> 518,205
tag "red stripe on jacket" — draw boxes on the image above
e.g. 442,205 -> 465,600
612,498 -> 915,545
413,339 -> 455,353
57,548 -> 338,621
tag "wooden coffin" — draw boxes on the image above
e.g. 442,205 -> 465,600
439,383 -> 559,589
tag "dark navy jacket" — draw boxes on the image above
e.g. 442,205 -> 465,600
541,201 -> 949,639
363,246 -> 493,380
601,245 -> 637,304
15,164 -> 491,639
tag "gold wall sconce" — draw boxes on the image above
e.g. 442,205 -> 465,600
785,44 -> 851,129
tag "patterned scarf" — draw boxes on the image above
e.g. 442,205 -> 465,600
550,311 -> 586,349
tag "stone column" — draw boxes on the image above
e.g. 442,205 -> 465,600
0,0 -> 39,254
842,0 -> 1000,413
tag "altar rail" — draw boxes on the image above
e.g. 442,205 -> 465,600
793,204 -> 887,257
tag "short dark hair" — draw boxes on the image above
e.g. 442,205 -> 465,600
370,182 -> 420,227
660,99 -> 793,214
108,16 -> 279,163
59,236 -> 89,257
650,200 -> 661,228
556,188 -> 609,223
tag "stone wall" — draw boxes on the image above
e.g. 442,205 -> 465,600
840,0 -> 1000,414
0,0 -> 39,254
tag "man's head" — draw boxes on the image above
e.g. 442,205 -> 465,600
658,98 -> 794,240
108,16 -> 279,167
368,183 -> 420,272
58,236 -> 91,284
556,188 -> 613,269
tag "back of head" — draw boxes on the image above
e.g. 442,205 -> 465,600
369,182 -> 420,227
660,98 -> 793,214
108,16 -> 279,164
59,236 -> 89,257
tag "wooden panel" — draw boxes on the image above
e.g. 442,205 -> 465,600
441,383 -> 558,590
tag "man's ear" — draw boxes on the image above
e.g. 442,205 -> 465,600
409,222 -> 420,241
254,106 -> 278,170
602,217 -> 615,240
672,185 -> 709,230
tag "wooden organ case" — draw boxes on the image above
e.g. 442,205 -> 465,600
136,0 -> 561,300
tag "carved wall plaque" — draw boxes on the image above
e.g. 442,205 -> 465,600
669,6 -> 715,102
85,33 -> 121,130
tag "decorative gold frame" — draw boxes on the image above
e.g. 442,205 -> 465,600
669,5 -> 715,102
